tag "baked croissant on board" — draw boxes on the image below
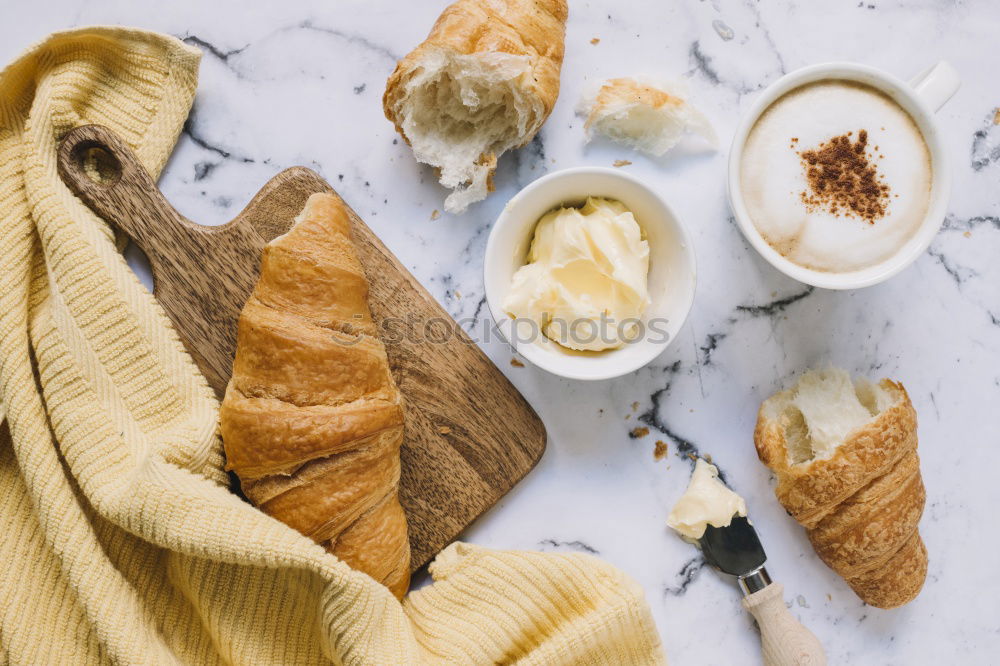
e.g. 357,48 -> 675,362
383,0 -> 567,213
221,193 -> 410,599
754,368 -> 926,609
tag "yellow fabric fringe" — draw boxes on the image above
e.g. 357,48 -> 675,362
0,27 -> 665,665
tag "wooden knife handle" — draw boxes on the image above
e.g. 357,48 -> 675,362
742,583 -> 826,666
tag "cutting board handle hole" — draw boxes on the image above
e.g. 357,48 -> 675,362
68,141 -> 122,188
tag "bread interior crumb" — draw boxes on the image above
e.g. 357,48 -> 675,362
395,51 -> 539,212
779,368 -> 895,464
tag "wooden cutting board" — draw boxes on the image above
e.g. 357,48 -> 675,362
57,125 -> 546,571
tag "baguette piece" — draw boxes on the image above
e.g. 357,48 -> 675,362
221,193 -> 410,599
578,77 -> 717,156
383,0 -> 567,213
754,368 -> 926,609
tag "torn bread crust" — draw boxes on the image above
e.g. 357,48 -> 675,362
754,368 -> 927,608
807,450 -> 924,576
396,51 -> 538,212
755,373 -> 916,527
578,76 -> 717,157
384,0 -> 567,213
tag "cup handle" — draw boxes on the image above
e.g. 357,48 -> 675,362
909,61 -> 960,112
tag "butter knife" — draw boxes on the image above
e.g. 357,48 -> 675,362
700,515 -> 827,666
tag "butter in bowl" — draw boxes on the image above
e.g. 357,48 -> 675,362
484,167 -> 696,380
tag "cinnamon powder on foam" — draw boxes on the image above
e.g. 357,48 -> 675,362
794,129 -> 890,224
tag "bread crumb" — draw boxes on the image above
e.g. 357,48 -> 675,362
826,593 -> 832,602
613,159 -> 632,167
630,426 -> 650,438
994,108 -> 1000,125
454,290 -> 462,299
624,414 -> 631,420
430,209 -> 440,220
590,37 -> 601,45
631,401 -> 639,412
963,231 -> 971,238
687,453 -> 697,462
654,440 -> 668,460
705,453 -> 713,464
438,426 -> 451,434
510,358 -> 524,367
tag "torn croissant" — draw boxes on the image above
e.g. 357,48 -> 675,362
221,193 -> 410,599
383,0 -> 568,213
579,76 -> 717,156
754,368 -> 926,609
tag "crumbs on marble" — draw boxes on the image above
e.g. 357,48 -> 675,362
510,358 -> 524,368
964,231 -> 971,238
994,108 -> 1000,125
590,37 -> 600,45
453,290 -> 462,299
630,426 -> 650,439
712,19 -> 734,41
430,209 -> 440,220
613,159 -> 632,167
631,401 -> 639,412
654,440 -> 668,460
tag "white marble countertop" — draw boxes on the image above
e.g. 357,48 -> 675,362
4,1 -> 999,663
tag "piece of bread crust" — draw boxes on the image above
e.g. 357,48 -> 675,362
578,76 -> 716,156
754,370 -> 927,608
843,530 -> 928,610
383,0 -> 567,213
806,450 -> 924,577
755,378 -> 917,528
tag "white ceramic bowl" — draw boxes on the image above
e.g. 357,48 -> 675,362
727,61 -> 960,290
484,167 -> 696,381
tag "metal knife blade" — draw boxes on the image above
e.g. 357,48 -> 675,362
699,515 -> 769,591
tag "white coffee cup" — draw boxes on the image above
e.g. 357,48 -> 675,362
727,62 -> 960,289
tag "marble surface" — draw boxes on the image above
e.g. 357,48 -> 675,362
4,1 -> 1000,663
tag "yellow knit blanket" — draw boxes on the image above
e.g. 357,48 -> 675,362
0,27 -> 665,665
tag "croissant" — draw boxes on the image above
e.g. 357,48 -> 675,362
383,0 -> 567,213
221,193 -> 410,599
754,368 -> 926,609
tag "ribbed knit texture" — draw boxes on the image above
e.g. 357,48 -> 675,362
0,27 -> 666,665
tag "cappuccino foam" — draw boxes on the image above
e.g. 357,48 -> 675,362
740,80 -> 932,273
